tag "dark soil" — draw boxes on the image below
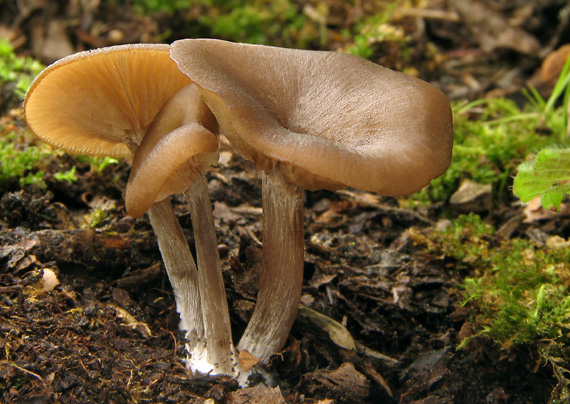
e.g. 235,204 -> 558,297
0,143 -> 557,404
1,1 -> 570,403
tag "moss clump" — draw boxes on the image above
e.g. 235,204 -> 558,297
430,214 -> 570,348
0,38 -> 43,111
425,213 -> 570,402
0,128 -> 50,191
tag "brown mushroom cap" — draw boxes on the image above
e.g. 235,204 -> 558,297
125,84 -> 219,218
25,43 -> 192,157
171,39 -> 453,196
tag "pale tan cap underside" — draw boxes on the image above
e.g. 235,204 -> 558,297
171,39 -> 453,196
24,44 -> 192,157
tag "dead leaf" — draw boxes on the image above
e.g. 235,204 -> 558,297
450,0 -> 540,55
540,44 -> 570,85
297,305 -> 356,351
109,304 -> 152,338
238,350 -> 261,372
362,363 -> 393,397
522,196 -> 569,223
449,179 -> 493,213
227,385 -> 287,404
308,273 -> 337,289
31,19 -> 75,62
355,342 -> 399,364
304,362 -> 370,403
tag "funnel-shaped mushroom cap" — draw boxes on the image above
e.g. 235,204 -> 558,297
25,44 -> 192,157
171,39 -> 453,196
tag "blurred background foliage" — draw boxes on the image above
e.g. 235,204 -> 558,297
0,0 -> 448,75
1,0 -> 569,205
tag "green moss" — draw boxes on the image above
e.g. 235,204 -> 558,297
1,126 -> 121,192
342,5 -> 402,59
53,166 -> 78,184
132,0 -> 190,14
200,0 -> 315,47
0,37 -> 44,105
430,214 -> 570,348
88,206 -> 107,229
426,214 -> 570,401
0,129 -> 50,191
134,0 -> 317,48
76,155 -> 119,174
413,53 -> 570,206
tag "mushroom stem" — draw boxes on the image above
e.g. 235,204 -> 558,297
184,172 -> 238,375
237,165 -> 305,363
146,199 -> 208,368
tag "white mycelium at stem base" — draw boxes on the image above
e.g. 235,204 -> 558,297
184,172 -> 239,375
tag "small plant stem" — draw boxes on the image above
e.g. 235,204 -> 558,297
185,173 -> 238,375
567,97 -> 570,137
237,166 -> 305,363
146,200 -> 206,360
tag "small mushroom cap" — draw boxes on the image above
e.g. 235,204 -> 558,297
171,39 -> 453,196
125,123 -> 218,217
24,43 -> 192,157
125,84 -> 219,218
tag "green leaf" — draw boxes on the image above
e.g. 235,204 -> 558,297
513,148 -> 570,209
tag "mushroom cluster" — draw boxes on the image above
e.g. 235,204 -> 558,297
24,39 -> 453,378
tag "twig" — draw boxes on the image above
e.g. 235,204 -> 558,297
393,8 -> 461,22
161,327 -> 179,363
0,360 -> 52,391
0,285 -> 23,293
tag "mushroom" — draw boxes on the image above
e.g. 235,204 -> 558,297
170,39 -> 454,363
24,44 -> 238,375
124,82 -> 239,375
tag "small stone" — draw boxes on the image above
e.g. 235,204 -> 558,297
449,180 -> 492,212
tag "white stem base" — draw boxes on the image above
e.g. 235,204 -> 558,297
185,174 -> 240,376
